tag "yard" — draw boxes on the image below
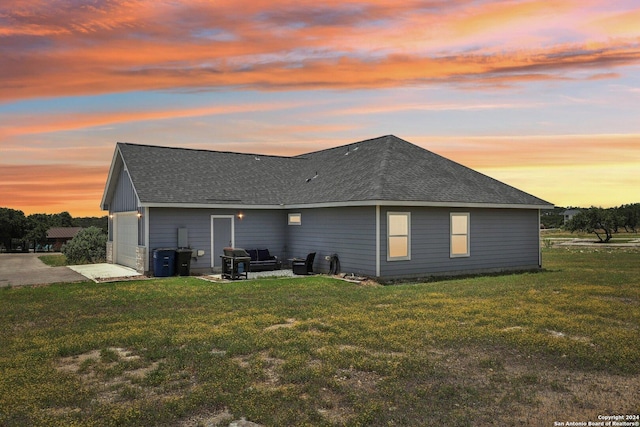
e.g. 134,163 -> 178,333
1,248 -> 638,426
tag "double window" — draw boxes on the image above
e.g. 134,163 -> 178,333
387,212 -> 410,261
387,211 -> 469,260
450,212 -> 470,257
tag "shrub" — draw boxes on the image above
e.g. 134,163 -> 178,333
62,226 -> 107,264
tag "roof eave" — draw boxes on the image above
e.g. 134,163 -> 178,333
140,200 -> 554,210
284,200 -> 555,210
100,145 -> 123,211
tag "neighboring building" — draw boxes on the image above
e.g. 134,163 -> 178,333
562,209 -> 581,225
100,135 -> 553,280
46,227 -> 83,251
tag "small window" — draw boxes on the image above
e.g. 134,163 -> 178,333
451,212 -> 470,257
288,213 -> 301,225
387,212 -> 410,261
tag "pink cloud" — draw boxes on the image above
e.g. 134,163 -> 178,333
2,0 -> 639,100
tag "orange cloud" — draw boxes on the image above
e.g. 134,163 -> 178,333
413,134 -> 640,169
587,8 -> 640,37
4,41 -> 638,101
0,101 -> 307,138
0,164 -> 109,216
447,0 -> 576,39
2,1 -> 639,100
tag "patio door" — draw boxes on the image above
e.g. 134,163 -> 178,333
211,215 -> 234,270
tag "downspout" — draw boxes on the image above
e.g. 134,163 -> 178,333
376,205 -> 381,277
144,206 -> 150,273
538,209 -> 542,268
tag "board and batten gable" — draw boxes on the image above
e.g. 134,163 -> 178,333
110,166 -> 138,213
285,207 -> 377,276
379,207 -> 540,279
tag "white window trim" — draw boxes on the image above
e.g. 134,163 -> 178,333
387,211 -> 411,261
288,213 -> 302,225
450,212 -> 470,258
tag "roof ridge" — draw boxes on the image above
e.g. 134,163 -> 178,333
370,135 -> 395,199
295,134 -> 396,157
117,142 -> 301,160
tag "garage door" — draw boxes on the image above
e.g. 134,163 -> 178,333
114,212 -> 138,268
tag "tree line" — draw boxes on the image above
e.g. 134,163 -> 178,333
565,204 -> 640,243
0,207 -> 107,252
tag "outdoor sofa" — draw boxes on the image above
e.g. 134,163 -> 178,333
245,248 -> 281,271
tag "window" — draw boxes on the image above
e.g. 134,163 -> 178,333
450,212 -> 470,257
387,212 -> 410,260
288,213 -> 301,225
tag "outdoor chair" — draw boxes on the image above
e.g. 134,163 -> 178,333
292,252 -> 316,275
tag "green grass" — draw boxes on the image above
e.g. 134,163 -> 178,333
38,253 -> 68,267
541,229 -> 640,241
1,248 -> 639,426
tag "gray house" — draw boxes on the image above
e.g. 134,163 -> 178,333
562,209 -> 581,225
100,135 -> 553,280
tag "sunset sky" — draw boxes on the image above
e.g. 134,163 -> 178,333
1,0 -> 639,217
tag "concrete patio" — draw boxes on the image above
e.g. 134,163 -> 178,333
68,263 -> 143,283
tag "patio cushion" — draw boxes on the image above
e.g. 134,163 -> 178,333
247,249 -> 258,261
257,249 -> 271,261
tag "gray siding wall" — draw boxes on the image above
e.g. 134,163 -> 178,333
286,207 -> 377,276
141,205 -> 538,278
148,208 -> 287,271
236,210 -> 288,259
380,207 -> 540,278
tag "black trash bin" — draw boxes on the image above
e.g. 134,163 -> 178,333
175,249 -> 193,276
153,248 -> 176,277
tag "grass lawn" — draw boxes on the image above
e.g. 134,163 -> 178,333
1,248 -> 639,426
38,253 -> 68,267
541,229 -> 640,242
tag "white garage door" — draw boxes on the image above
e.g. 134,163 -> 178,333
114,212 -> 138,268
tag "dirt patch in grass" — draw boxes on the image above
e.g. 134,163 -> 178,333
316,390 -> 356,425
55,347 -> 190,406
334,367 -> 382,393
57,349 -> 103,374
263,318 -> 298,331
423,345 -> 640,425
232,351 -> 286,389
176,408 -> 234,426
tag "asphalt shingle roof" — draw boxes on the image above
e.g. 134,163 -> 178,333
114,135 -> 551,208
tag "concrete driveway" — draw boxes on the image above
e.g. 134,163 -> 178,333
0,253 -> 87,287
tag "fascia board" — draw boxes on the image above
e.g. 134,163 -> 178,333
141,202 -> 284,210
283,200 -> 554,210
141,200 -> 554,210
100,147 -> 123,210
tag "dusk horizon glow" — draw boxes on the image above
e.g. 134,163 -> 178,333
1,0 -> 639,217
